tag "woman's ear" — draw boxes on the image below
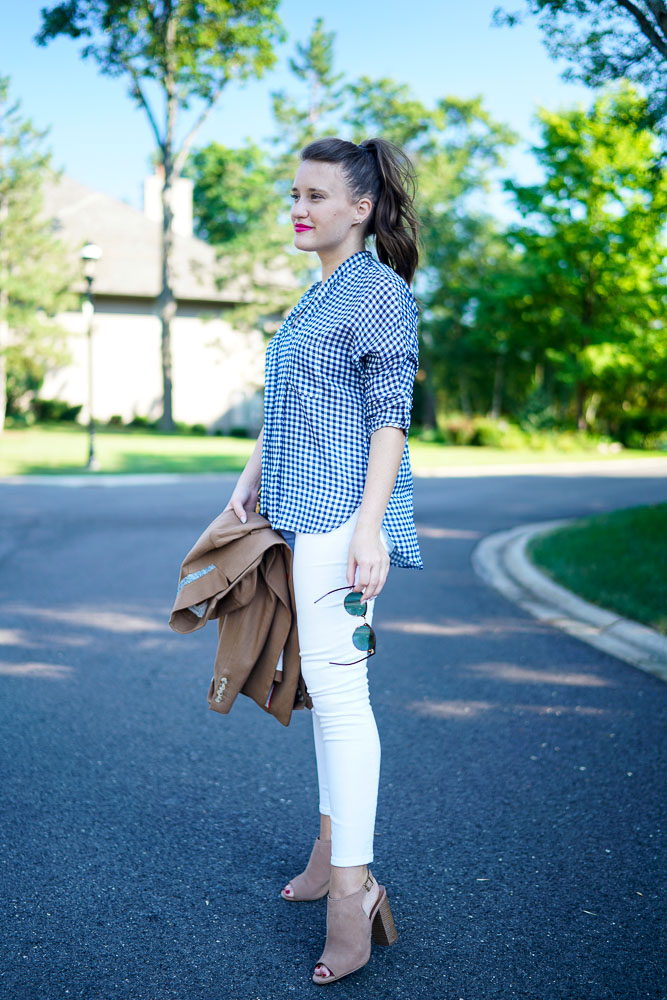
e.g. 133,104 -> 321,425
356,195 -> 373,226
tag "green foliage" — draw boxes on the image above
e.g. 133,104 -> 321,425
36,1 -> 284,127
186,17 -> 346,336
184,21 -> 664,449
503,84 -> 667,431
493,1 -> 667,138
32,398 -> 83,422
0,75 -> 75,429
36,0 -> 285,429
186,141 -> 276,245
128,415 -> 154,429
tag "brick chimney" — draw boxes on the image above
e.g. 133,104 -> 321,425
143,164 -> 194,238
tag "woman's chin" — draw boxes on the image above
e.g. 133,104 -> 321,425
294,232 -> 316,249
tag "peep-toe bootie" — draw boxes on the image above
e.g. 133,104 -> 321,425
281,836 -> 331,901
312,870 -> 398,985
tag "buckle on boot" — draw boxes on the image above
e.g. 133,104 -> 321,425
363,871 -> 374,892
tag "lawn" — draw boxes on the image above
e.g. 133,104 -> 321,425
527,503 -> 667,635
0,425 -> 663,477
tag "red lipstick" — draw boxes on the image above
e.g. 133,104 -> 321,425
294,224 -> 313,232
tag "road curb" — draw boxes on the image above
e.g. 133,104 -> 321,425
471,519 -> 667,683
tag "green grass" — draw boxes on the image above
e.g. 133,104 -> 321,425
528,503 -> 667,634
0,424 -> 663,477
0,425 -> 255,475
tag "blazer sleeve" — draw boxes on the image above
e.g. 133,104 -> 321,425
350,279 -> 419,438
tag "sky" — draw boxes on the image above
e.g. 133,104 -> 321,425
1,0 -> 593,219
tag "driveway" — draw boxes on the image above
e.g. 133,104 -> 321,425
1,467 -> 665,1000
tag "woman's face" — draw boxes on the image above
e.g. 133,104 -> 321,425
290,159 -> 371,255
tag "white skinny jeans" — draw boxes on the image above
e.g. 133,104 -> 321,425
278,507 -> 392,867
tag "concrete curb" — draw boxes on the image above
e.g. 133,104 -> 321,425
471,519 -> 667,684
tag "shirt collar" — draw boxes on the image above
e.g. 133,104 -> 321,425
315,250 -> 373,294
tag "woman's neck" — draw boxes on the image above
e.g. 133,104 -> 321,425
318,239 -> 366,283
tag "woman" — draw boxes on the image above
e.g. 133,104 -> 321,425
224,136 -> 423,985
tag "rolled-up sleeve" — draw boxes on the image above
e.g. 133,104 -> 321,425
351,281 -> 419,438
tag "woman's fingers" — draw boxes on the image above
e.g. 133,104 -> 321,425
360,559 -> 389,602
232,501 -> 247,523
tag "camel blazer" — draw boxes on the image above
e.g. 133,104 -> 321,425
169,509 -> 311,726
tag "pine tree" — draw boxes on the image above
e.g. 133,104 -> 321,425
0,76 -> 74,432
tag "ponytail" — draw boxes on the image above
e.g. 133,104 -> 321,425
299,136 -> 420,285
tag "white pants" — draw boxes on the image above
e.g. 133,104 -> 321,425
279,508 -> 392,867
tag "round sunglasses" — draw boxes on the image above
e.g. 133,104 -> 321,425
313,585 -> 376,665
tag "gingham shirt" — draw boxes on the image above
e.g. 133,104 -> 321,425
259,249 -> 423,570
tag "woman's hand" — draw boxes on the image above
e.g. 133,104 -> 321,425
346,524 -> 390,603
223,481 -> 259,523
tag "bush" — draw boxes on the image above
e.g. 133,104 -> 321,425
436,412 -> 477,446
229,426 -> 251,438
128,415 -> 153,429
614,409 -> 667,450
469,417 -> 528,449
190,423 -> 207,436
32,398 -> 83,422
107,414 -> 123,427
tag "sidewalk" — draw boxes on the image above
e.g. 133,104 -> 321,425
472,519 -> 667,683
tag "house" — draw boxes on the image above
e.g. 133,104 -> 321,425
41,171 -> 291,434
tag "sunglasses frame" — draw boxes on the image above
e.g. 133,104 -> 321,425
313,585 -> 377,665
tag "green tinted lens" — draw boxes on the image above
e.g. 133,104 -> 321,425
344,590 -> 367,616
353,624 -> 375,652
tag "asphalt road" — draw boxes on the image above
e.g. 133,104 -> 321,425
1,468 -> 666,1000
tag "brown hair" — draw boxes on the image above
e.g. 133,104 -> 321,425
299,136 -> 420,285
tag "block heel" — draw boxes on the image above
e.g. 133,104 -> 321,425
312,871 -> 398,985
372,888 -> 398,946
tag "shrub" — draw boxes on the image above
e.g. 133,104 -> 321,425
436,412 -> 477,446
32,398 -> 83,422
107,414 -> 123,427
614,409 -> 666,449
229,426 -> 251,438
190,423 -> 207,436
469,417 -> 527,449
128,415 -> 152,429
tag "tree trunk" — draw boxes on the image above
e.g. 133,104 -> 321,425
158,165 -> 176,431
576,280 -> 594,431
418,353 -> 438,428
459,372 -> 472,416
575,380 -> 588,431
490,351 -> 504,419
158,11 -> 177,432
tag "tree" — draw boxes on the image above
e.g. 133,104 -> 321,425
36,0 -> 284,430
270,16 -> 345,173
187,141 -> 276,246
345,78 -> 517,422
0,76 -> 74,432
502,85 -> 667,432
493,1 -> 667,137
185,24 -> 518,426
185,18 -> 345,336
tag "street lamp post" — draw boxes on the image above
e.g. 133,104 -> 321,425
80,243 -> 102,471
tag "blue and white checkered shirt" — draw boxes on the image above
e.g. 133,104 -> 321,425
259,249 -> 423,570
